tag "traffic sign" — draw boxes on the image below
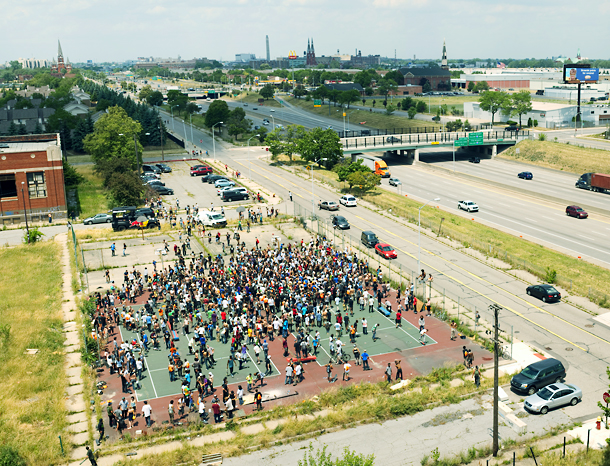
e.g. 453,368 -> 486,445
468,132 -> 484,146
314,99 -> 321,108
454,137 -> 468,147
604,392 -> 610,403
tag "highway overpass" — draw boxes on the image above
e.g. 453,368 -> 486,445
340,130 -> 529,162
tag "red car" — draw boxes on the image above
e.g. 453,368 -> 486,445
375,243 -> 397,259
190,165 -> 213,176
565,205 -> 588,219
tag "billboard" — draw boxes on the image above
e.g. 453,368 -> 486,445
563,64 -> 599,84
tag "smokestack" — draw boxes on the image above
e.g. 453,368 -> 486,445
266,35 -> 270,62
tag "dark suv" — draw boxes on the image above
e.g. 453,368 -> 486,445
222,190 -> 249,202
510,358 -> 566,395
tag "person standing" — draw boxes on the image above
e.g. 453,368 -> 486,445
212,398 -> 222,423
473,365 -> 481,389
142,400 -> 152,427
450,321 -> 457,340
420,328 -> 427,345
372,323 -> 379,342
362,317 -> 368,335
395,360 -> 403,381
343,361 -> 351,381
289,191 -> 293,202
168,400 -> 175,425
353,345 -> 361,365
96,417 -> 105,446
85,446 -> 98,466
326,362 -> 333,382
122,243 -> 127,256
255,390 -> 263,410
385,363 -> 392,383
111,243 -> 116,256
361,349 -> 370,370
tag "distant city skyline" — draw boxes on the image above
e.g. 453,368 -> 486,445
2,0 -> 608,64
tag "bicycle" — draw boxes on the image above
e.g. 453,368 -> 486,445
498,345 -> 511,360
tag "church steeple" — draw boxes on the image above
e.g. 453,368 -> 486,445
58,40 -> 64,60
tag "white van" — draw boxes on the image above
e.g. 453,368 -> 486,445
195,210 -> 227,227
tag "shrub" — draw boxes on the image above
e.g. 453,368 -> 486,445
545,267 -> 557,284
23,226 -> 44,244
0,446 -> 26,466
538,133 -> 547,141
534,119 -> 538,126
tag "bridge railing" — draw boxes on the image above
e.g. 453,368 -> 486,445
337,123 -> 493,139
341,130 -> 529,149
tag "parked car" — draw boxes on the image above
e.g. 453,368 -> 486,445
142,164 -> 161,175
361,230 -> 379,248
155,163 -> 172,173
319,201 -> 339,211
191,165 -> 213,176
375,243 -> 397,259
195,210 -> 226,227
206,175 -> 228,184
222,189 -> 249,202
566,205 -> 588,219
468,157 -> 480,163
145,179 -> 165,186
458,200 -> 479,212
150,185 -> 174,195
389,178 -> 401,187
510,358 -> 567,395
331,215 -> 350,230
526,284 -> 561,303
518,171 -> 533,180
83,213 -> 112,225
506,125 -> 519,132
339,195 -> 357,207
386,136 -> 400,143
524,383 -> 582,415
215,179 -> 235,189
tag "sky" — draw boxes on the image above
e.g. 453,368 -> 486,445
2,0 -> 609,64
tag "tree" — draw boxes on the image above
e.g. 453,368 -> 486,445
264,128 -> 283,161
407,106 -> 417,119
385,104 -> 397,115
226,107 -> 251,140
422,82 -> 432,93
204,100 -> 230,128
510,90 -> 533,127
346,170 -> 381,194
416,101 -> 427,113
474,81 -> 490,92
107,171 -> 145,207
260,84 -> 275,100
467,81 -> 475,92
364,87 -> 373,96
83,106 -> 143,167
298,127 -> 343,167
334,159 -> 369,188
185,102 -> 199,116
138,85 -> 153,101
479,90 -> 509,126
372,100 -> 376,108
167,90 -> 187,115
146,91 -> 164,107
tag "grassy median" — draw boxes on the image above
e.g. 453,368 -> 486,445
0,242 -> 68,464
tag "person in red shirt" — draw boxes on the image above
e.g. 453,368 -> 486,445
395,310 -> 402,328
211,398 -> 222,423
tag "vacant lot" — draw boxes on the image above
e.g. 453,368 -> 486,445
286,97 -> 441,131
499,140 -> 610,175
0,242 -> 67,464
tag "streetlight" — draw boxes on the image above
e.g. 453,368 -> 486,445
212,122 -> 223,160
21,181 -> 30,243
311,157 -> 327,213
418,197 -> 440,275
247,134 -> 260,180
270,115 -> 275,130
119,132 -> 150,175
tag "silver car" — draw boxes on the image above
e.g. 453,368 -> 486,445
83,213 -> 112,225
524,383 -> 582,415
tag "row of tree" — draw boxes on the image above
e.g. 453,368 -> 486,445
478,90 -> 533,126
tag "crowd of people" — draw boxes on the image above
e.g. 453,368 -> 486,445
92,217 -> 438,437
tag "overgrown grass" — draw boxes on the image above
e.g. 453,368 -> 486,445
0,242 -> 68,464
499,139 -> 610,175
75,165 -> 107,220
285,157 -> 610,304
285,97 -> 441,131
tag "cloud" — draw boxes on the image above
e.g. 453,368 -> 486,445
149,5 -> 167,14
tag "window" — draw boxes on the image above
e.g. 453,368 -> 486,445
0,174 -> 17,199
27,172 -> 47,198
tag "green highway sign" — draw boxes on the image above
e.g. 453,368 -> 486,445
314,99 -> 322,108
454,137 -> 469,147
468,132 -> 484,145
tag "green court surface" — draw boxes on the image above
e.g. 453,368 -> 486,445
119,306 -> 281,401
310,302 -> 437,366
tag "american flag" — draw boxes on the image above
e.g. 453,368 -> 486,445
497,62 -> 506,69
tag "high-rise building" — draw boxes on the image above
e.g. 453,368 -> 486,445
266,35 -> 270,62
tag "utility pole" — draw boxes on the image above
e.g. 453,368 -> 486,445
490,303 -> 502,457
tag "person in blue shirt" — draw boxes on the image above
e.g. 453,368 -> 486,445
361,350 -> 370,370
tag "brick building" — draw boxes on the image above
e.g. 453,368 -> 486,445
0,134 -> 66,225
398,66 -> 452,91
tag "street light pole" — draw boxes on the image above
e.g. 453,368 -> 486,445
21,182 -> 30,243
418,197 -> 440,274
270,115 -> 275,130
212,121 -> 223,160
247,134 -> 260,180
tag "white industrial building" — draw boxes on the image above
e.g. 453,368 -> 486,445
464,101 -> 610,128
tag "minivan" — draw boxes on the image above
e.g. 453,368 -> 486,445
510,358 -> 566,395
195,210 -> 227,227
361,231 -> 379,248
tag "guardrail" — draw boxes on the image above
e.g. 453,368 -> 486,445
341,130 -> 528,150
337,123 -> 493,139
